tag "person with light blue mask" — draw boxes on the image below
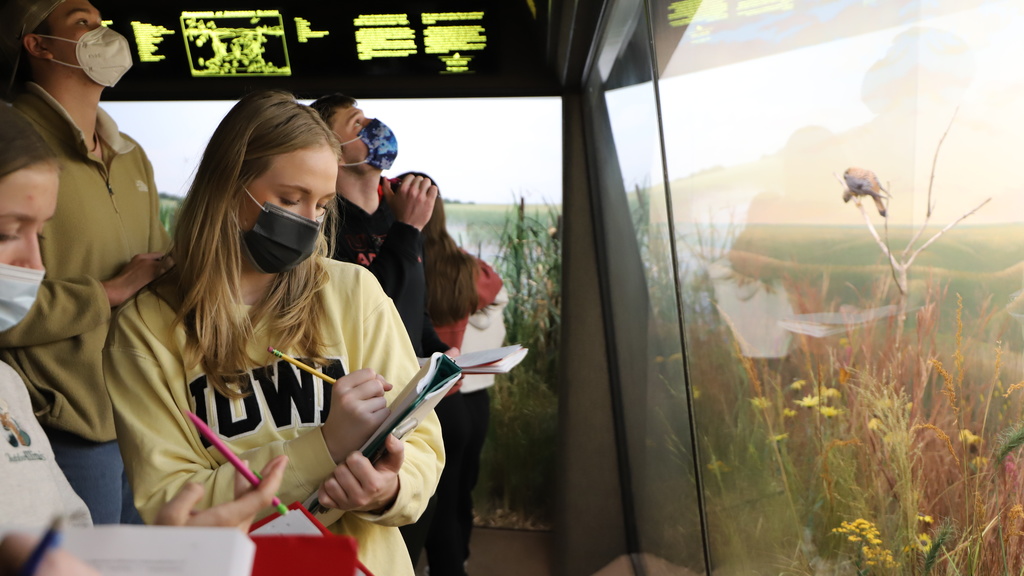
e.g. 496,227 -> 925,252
0,0 -> 171,525
0,103 -> 93,533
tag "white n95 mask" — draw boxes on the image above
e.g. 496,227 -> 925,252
37,26 -> 133,87
0,262 -> 44,332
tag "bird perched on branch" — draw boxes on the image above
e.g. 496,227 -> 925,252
843,167 -> 890,217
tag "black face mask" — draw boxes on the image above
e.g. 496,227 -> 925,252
242,190 -> 321,274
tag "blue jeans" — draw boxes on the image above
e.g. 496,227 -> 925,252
46,428 -> 142,525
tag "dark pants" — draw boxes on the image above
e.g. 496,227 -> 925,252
424,390 -> 490,576
46,428 -> 142,525
460,390 -> 490,559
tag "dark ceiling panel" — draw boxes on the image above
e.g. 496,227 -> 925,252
91,0 -> 561,100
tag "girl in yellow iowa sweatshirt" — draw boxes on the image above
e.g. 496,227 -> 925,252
103,90 -> 443,576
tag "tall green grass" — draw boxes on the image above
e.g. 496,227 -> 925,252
473,199 -> 561,529
158,194 -> 179,234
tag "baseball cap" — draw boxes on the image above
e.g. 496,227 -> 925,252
0,0 -> 66,93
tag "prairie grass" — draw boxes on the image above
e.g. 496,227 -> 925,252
691,272 -> 1024,575
158,195 -> 179,234
472,199 -> 561,529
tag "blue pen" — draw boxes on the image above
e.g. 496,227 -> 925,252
19,517 -> 63,576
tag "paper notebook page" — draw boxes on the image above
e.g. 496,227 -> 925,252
64,526 -> 254,576
250,511 -> 325,536
453,345 -> 523,368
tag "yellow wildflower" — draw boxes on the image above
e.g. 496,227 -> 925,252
959,429 -> 982,446
795,395 -> 820,408
839,337 -> 849,346
783,408 -> 797,418
822,387 -> 842,399
789,379 -> 806,391
916,533 -> 933,553
771,433 -> 789,442
750,397 -> 771,409
819,406 -> 841,418
839,368 -> 851,385
833,519 -> 897,567
917,514 -> 934,524
971,456 -> 989,468
868,418 -> 882,430
1009,505 -> 1024,523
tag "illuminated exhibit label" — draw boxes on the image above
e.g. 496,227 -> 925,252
353,13 -> 417,60
421,12 -> 484,25
354,14 -> 410,27
180,10 -> 291,76
352,11 -> 486,70
669,0 -> 799,27
439,52 -> 474,73
694,0 -> 729,22
108,6 -> 508,84
736,0 -> 794,16
294,17 -> 329,43
423,25 -> 486,54
668,0 -> 700,26
668,0 -> 728,26
421,12 -> 486,74
131,21 -> 175,62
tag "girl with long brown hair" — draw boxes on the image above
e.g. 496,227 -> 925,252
412,173 -> 504,576
104,92 -> 443,576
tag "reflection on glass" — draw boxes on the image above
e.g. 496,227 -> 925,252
586,0 -> 705,572
655,0 -> 1024,572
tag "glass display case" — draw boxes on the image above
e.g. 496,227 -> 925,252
583,0 -> 1024,572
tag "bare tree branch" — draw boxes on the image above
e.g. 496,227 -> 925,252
854,199 -> 891,260
904,107 -> 959,255
905,197 -> 992,269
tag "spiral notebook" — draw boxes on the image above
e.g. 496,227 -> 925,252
303,352 -> 461,518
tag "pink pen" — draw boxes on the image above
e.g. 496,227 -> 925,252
186,411 -> 289,516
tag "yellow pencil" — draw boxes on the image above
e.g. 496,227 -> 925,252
268,346 -> 336,384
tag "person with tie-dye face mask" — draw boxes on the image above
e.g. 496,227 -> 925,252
310,95 -> 457,358
311,93 -> 460,567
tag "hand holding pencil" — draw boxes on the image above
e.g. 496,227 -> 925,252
319,368 -> 394,463
270,346 -> 395,463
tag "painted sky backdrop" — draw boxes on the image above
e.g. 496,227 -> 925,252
605,0 -> 1023,226
104,97 -> 563,205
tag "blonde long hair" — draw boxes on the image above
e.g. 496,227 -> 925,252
416,173 -> 478,326
168,90 -> 340,397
